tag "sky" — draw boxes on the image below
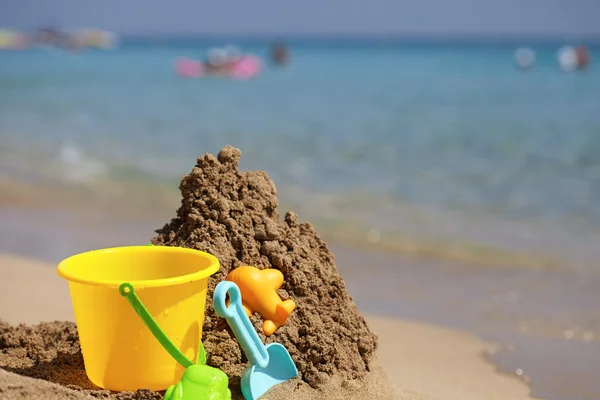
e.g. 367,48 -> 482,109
1,0 -> 599,36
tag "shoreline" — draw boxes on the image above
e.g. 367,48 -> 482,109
1,175 -> 598,272
0,252 -> 539,400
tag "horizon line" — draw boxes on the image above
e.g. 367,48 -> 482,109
1,26 -> 600,41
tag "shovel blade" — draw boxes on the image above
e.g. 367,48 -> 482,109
241,343 -> 298,400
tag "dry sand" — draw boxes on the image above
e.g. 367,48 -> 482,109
0,253 -> 540,400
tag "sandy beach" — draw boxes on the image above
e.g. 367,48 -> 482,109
1,144 -> 599,400
0,252 -> 538,400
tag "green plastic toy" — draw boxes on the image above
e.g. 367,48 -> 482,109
119,282 -> 231,400
164,362 -> 230,400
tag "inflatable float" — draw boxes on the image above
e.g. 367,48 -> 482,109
174,54 -> 262,80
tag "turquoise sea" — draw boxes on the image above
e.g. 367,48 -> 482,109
1,37 -> 600,270
1,37 -> 600,400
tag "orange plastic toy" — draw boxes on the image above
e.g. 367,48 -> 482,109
225,266 -> 296,336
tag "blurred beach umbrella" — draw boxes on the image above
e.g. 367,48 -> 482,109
0,30 -> 27,49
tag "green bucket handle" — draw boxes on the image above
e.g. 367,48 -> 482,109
119,282 -> 206,367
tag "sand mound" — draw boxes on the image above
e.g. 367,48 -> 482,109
152,146 -> 378,388
0,146 -> 393,399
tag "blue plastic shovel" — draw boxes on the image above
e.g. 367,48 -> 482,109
214,281 -> 298,400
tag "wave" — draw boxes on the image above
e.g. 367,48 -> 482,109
0,164 -> 596,272
57,144 -> 108,183
1,144 -> 598,273
312,218 -> 575,271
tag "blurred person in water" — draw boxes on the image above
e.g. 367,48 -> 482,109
205,46 -> 243,74
270,43 -> 290,66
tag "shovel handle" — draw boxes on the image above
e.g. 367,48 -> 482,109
213,281 -> 270,369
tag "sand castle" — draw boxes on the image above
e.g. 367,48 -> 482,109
0,146 -> 396,399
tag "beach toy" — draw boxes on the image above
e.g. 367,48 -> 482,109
120,282 -> 231,400
225,266 -> 295,336
165,362 -> 230,400
174,55 -> 262,80
230,55 -> 262,80
214,281 -> 298,400
57,245 -> 220,391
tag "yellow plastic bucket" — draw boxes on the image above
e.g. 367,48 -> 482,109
57,245 -> 219,392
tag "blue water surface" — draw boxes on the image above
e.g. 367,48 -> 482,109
1,38 -> 599,266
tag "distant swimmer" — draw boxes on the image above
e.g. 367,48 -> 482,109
205,47 -> 235,74
224,45 -> 242,63
514,47 -> 535,70
270,43 -> 290,66
574,46 -> 590,68
558,45 -> 591,72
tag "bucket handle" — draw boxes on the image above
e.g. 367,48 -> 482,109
119,282 -> 205,368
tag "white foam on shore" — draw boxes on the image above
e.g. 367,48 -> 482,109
57,143 -> 107,183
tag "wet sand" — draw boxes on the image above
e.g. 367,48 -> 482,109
334,245 -> 600,400
0,253 -> 538,400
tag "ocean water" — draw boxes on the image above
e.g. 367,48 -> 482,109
1,38 -> 600,270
